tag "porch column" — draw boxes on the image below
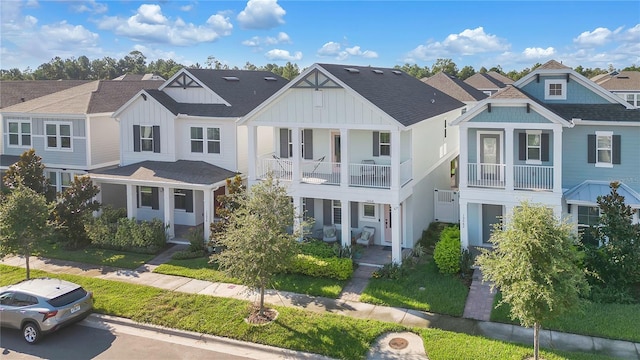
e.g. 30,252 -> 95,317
340,128 -> 349,187
391,204 -> 402,264
163,186 -> 175,239
504,127 -> 514,191
293,196 -> 303,241
459,125 -> 468,190
203,188 -> 213,242
126,184 -> 136,219
292,126 -> 301,183
340,199 -> 350,248
247,125 -> 257,185
391,130 -> 401,190
460,199 -> 469,248
553,126 -> 563,194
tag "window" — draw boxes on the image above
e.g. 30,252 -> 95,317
526,130 -> 541,163
362,203 -> 376,219
47,172 -> 57,200
45,122 -> 72,150
47,171 -> 74,199
8,121 -> 31,146
578,206 -> 600,246
61,172 -> 72,192
288,129 -> 293,158
379,132 -> 391,156
444,120 -> 447,138
332,200 -> 341,225
300,129 -> 305,159
139,186 -> 153,208
174,189 -> 187,211
545,79 -> 567,100
596,131 -> 612,166
190,127 -> 221,154
618,93 -> 639,107
190,127 -> 204,153
207,128 -> 221,154
140,126 -> 154,152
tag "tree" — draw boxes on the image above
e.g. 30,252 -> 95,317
51,175 -> 101,249
213,173 -> 300,318
0,183 -> 50,279
457,65 -> 476,80
431,58 -> 458,76
209,175 -> 244,251
476,202 -> 589,360
2,149 -> 48,196
394,63 -> 431,79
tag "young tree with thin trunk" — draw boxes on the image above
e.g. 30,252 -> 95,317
476,201 -> 589,360
213,174 -> 300,318
0,183 -> 50,279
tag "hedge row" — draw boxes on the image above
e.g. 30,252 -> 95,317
288,254 -> 353,280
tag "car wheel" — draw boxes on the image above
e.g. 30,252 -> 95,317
22,322 -> 41,344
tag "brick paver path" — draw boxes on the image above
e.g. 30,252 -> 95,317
463,268 -> 496,321
339,264 -> 379,302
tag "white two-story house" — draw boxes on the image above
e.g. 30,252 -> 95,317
1,78 -> 162,197
241,64 -> 465,263
89,69 -> 288,241
452,60 -> 640,249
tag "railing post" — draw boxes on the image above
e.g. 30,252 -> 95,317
505,128 -> 514,190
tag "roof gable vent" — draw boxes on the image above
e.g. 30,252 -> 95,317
223,76 -> 239,81
344,67 -> 360,73
372,69 -> 384,74
264,76 -> 278,81
392,70 -> 402,75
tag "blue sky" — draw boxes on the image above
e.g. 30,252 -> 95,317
1,0 -> 639,72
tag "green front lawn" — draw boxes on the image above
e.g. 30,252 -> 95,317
360,260 -> 469,316
33,241 -> 156,269
491,292 -> 640,343
154,257 -> 347,298
0,265 -> 612,360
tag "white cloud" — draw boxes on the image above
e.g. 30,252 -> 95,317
237,0 -> 285,29
242,32 -> 291,48
40,21 -> 99,49
573,27 -> 620,47
265,49 -> 302,61
523,47 -> 556,59
180,5 -> 193,12
72,1 -> 108,14
316,41 -> 377,61
405,27 -> 509,62
96,4 -> 233,46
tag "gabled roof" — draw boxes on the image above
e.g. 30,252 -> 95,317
463,72 -> 509,90
545,104 -> 640,122
487,71 -> 514,85
422,72 -> 488,102
316,64 -> 464,126
1,80 -> 163,115
0,80 -> 91,109
145,89 -> 237,117
592,71 -> 640,91
565,180 -> 640,208
89,160 -> 237,186
536,59 -> 571,70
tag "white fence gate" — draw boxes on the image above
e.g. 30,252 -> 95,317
434,189 -> 459,223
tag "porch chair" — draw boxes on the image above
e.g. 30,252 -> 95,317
322,224 -> 338,243
355,226 -> 376,247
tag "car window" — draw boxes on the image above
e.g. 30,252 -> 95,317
48,287 -> 87,307
0,292 -> 14,305
12,292 -> 39,307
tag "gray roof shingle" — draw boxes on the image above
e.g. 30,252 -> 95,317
0,80 -> 91,109
318,64 -> 465,126
422,72 -> 488,102
545,104 -> 640,122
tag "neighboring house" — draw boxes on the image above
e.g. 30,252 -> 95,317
591,70 -> 640,108
89,68 -> 288,240
452,60 -> 640,249
422,71 -> 488,107
241,64 -> 465,263
0,78 -> 163,195
464,71 -> 514,96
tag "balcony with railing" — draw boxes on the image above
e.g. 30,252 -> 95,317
467,163 -> 553,191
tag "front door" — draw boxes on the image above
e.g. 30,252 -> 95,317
479,133 -> 501,183
482,204 -> 503,244
384,204 -> 392,244
331,131 -> 341,172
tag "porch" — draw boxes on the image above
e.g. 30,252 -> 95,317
467,163 -> 554,191
354,245 -> 413,267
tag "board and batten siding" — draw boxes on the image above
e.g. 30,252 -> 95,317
175,118 -> 238,171
411,108 -> 461,180
562,124 -> 640,193
119,96 -> 177,166
521,76 -> 611,104
163,87 -> 227,104
89,115 -> 119,167
250,88 -> 394,127
469,106 -> 553,123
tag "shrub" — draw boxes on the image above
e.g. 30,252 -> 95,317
434,226 -> 461,274
298,239 -> 336,258
86,206 -> 127,248
109,218 -> 167,254
288,254 -> 353,280
372,262 -> 405,280
418,222 -> 449,254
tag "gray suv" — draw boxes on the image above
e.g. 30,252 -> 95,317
0,278 -> 93,344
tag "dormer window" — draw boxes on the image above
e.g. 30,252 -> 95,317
545,79 -> 567,100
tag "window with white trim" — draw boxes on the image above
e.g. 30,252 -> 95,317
544,79 -> 567,100
526,130 -> 542,163
379,132 -> 391,156
45,122 -> 72,150
139,186 -> 153,208
332,200 -> 341,225
577,206 -> 600,246
618,93 -> 639,107
300,129 -> 306,159
361,203 -> 376,220
287,129 -> 294,158
8,120 -> 31,146
140,126 -> 154,152
596,131 -> 612,166
46,171 -> 74,198
207,128 -> 221,154
174,189 -> 187,211
190,127 -> 220,154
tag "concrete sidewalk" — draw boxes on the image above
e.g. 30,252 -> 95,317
1,253 -> 639,359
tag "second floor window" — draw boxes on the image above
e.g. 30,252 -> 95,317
190,127 -> 221,154
545,79 -> 567,100
45,122 -> 72,150
140,126 -> 154,152
8,121 -> 31,146
379,132 -> 391,156
527,131 -> 541,162
596,132 -> 612,165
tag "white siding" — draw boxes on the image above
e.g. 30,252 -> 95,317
164,87 -> 227,104
412,108 -> 460,180
89,115 -> 119,167
119,96 -> 176,166
175,118 -> 237,171
237,125 -> 275,174
250,88 -> 393,127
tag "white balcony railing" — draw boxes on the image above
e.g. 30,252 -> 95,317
260,156 -> 292,181
467,163 -> 553,191
301,159 -> 340,185
349,162 -> 390,188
